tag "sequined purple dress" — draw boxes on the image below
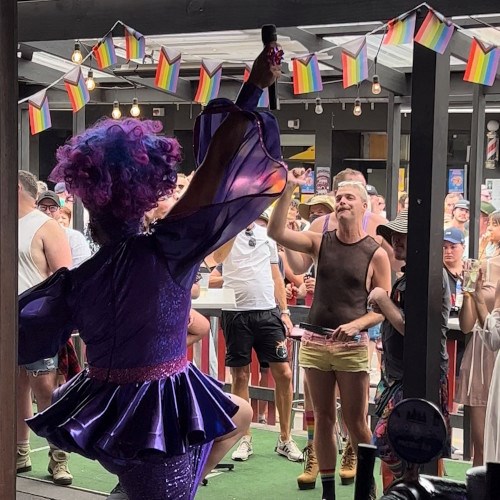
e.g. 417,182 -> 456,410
18,86 -> 286,500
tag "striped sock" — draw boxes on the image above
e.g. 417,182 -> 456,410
320,469 -> 335,500
305,411 -> 315,444
388,460 -> 403,479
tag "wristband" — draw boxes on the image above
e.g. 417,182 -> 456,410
281,309 -> 291,315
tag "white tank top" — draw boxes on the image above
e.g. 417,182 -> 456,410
18,210 -> 50,294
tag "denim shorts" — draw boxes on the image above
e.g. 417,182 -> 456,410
368,323 -> 382,341
24,355 -> 58,375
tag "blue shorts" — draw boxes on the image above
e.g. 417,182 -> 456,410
368,323 -> 381,341
24,355 -> 58,375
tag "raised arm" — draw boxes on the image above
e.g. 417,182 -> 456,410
170,48 -> 281,217
268,168 -> 321,255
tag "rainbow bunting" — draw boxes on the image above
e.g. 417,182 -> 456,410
92,34 -> 117,69
292,54 -> 323,94
341,38 -> 368,89
28,90 -> 51,135
155,47 -> 181,93
383,12 -> 416,45
243,65 -> 269,107
464,38 -> 500,87
414,10 -> 454,54
124,25 -> 146,61
64,67 -> 90,112
194,60 -> 222,104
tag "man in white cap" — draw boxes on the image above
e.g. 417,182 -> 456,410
368,210 -> 451,489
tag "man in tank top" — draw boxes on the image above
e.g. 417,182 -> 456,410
268,169 -> 391,500
17,171 -> 73,485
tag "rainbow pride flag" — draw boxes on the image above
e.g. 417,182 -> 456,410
124,25 -> 146,61
243,65 -> 269,107
383,12 -> 416,45
464,38 -> 500,87
28,91 -> 51,135
292,54 -> 323,94
194,60 -> 222,104
93,35 -> 117,69
341,38 -> 368,89
155,47 -> 181,93
414,10 -> 454,54
64,67 -> 90,112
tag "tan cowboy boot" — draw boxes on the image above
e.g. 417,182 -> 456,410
297,443 -> 319,490
16,444 -> 32,473
339,439 -> 357,485
48,449 -> 73,486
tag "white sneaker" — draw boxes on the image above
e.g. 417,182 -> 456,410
275,438 -> 304,462
231,436 -> 253,461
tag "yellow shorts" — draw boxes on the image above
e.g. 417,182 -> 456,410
299,332 -> 369,373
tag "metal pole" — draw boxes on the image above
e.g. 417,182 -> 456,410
0,0 -> 18,498
468,85 -> 486,259
72,109 -> 86,232
386,93 -> 401,220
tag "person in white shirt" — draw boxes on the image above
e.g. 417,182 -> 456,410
36,190 -> 91,268
214,221 -> 302,463
18,171 -> 73,485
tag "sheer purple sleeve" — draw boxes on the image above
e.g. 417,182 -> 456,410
155,87 -> 287,288
18,269 -> 75,365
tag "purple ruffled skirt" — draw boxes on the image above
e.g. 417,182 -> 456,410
27,361 -> 238,499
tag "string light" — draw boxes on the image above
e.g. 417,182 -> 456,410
111,100 -> 122,120
71,42 -> 83,64
314,97 -> 323,115
371,74 -> 381,95
130,98 -> 141,117
353,98 -> 362,117
86,69 -> 96,91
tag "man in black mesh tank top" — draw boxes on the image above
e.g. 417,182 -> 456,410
269,168 -> 391,500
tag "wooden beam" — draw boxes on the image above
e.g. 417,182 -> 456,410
0,0 -> 18,498
278,27 -> 409,96
18,0 -> 500,42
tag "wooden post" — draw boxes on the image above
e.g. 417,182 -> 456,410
0,0 -> 18,498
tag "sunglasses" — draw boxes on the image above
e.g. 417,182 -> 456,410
38,204 -> 59,213
245,228 -> 256,247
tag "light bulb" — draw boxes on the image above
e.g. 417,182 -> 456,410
353,98 -> 362,117
86,70 -> 96,91
130,98 -> 141,117
371,74 -> 381,95
314,97 -> 323,115
71,43 -> 83,64
111,100 -> 122,120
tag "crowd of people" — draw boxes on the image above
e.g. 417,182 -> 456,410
15,42 -> 500,500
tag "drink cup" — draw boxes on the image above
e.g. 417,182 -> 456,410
199,272 -> 210,292
462,259 -> 481,292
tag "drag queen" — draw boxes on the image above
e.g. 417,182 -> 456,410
18,48 -> 286,500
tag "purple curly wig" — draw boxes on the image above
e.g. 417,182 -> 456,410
50,118 -> 181,239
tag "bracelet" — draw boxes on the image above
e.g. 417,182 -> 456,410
281,309 -> 291,315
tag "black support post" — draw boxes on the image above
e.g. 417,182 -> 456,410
404,10 -> 451,474
72,109 -> 86,232
0,0 -> 18,497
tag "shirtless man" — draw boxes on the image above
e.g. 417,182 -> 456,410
268,169 -> 391,500
17,171 -> 73,485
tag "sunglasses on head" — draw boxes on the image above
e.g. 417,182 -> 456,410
245,228 -> 256,247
